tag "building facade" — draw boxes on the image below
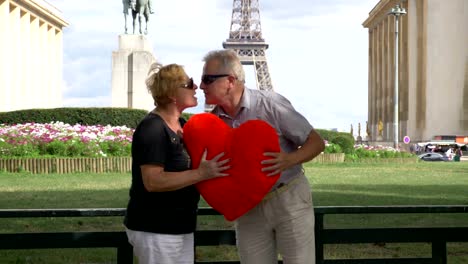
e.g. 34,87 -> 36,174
0,0 -> 68,113
363,0 -> 468,144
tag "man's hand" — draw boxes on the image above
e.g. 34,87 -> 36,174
261,152 -> 292,176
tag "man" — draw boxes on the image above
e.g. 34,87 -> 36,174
200,49 -> 325,264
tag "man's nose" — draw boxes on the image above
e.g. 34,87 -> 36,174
199,82 -> 206,90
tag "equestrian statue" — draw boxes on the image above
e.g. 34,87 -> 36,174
123,0 -> 154,35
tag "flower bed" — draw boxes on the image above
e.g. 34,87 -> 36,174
0,123 -> 420,173
0,122 -> 133,157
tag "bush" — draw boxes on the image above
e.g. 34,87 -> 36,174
324,143 -> 342,153
330,135 -> 354,154
317,129 -> 355,154
0,108 -> 196,128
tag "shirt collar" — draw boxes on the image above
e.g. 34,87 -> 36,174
212,88 -> 251,118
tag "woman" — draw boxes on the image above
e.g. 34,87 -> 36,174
124,63 -> 230,263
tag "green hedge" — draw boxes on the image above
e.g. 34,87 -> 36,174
0,108 -> 195,128
316,129 -> 355,154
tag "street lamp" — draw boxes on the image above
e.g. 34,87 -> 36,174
388,4 -> 406,150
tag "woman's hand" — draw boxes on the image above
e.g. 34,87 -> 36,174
197,149 -> 230,180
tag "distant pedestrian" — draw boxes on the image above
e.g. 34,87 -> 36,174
453,147 -> 463,162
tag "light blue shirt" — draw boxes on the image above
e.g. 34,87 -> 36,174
212,88 -> 314,189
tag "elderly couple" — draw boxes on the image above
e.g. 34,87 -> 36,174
123,49 -> 325,264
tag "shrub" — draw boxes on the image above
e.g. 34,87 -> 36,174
324,143 -> 342,153
0,108 -> 196,128
330,135 -> 354,154
316,129 -> 355,154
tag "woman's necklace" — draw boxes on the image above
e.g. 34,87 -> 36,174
154,109 -> 182,135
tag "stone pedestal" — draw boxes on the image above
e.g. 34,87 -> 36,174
356,136 -> 363,143
111,35 -> 156,111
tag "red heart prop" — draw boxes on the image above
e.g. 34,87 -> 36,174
183,113 -> 280,221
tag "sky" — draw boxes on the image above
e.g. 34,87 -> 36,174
47,0 -> 379,132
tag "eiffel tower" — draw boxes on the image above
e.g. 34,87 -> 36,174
223,0 -> 273,91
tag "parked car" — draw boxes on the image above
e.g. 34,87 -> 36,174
418,152 -> 449,162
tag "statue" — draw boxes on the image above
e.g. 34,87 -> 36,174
123,0 -> 155,35
378,120 -> 383,136
123,0 -> 136,34
355,122 -> 363,143
366,121 -> 371,138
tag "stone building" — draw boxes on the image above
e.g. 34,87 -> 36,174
0,0 -> 68,112
363,0 -> 468,144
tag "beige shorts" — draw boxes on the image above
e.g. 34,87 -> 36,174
235,174 -> 316,264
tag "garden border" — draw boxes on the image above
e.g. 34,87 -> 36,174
0,154 -> 346,174
0,157 -> 132,174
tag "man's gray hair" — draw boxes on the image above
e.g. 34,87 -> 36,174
203,50 -> 245,83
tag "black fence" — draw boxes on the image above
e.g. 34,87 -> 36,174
0,205 -> 467,264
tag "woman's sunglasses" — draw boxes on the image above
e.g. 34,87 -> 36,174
201,74 -> 230,85
180,78 -> 195,90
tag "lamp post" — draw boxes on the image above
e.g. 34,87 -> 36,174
388,4 -> 406,150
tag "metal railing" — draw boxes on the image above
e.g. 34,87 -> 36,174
0,205 -> 467,264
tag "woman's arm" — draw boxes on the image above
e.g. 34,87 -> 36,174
141,150 -> 230,192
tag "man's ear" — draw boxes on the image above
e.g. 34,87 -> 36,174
227,75 -> 236,84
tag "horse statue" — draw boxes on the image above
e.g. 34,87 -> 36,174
123,0 -> 154,35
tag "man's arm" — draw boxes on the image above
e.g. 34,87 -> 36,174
261,129 -> 325,176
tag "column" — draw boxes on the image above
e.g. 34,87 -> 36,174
38,20 -> 48,108
400,4 -> 409,135
0,0 -> 10,112
55,29 -> 64,107
383,17 -> 389,140
29,15 -> 40,109
46,25 -> 56,107
378,21 -> 384,136
371,25 -> 378,137
387,15 -> 394,141
368,28 -> 374,136
20,11 -> 31,110
10,4 -> 21,111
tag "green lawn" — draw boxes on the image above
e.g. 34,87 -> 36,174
0,162 -> 467,263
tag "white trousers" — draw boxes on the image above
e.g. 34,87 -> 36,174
235,174 -> 316,264
125,229 -> 194,264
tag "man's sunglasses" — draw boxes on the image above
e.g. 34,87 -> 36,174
201,74 -> 230,85
180,78 -> 195,90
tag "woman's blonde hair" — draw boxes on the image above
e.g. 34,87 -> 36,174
145,63 -> 187,107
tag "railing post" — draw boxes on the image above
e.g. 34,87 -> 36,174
117,243 -> 134,264
315,213 -> 324,264
432,241 -> 447,264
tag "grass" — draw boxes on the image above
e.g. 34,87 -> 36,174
0,162 -> 467,263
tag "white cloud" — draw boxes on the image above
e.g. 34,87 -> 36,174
48,0 -> 379,132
